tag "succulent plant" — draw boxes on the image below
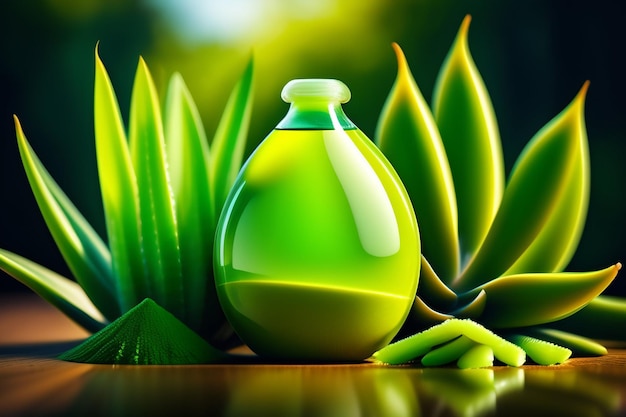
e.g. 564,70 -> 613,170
374,15 -> 624,360
1,47 -> 254,346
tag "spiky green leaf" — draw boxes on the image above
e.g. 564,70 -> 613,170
129,57 -> 184,317
469,263 -> 621,328
406,296 -> 455,332
164,73 -> 223,334
455,84 -> 591,291
418,255 -> 457,311
94,46 -> 145,311
548,295 -> 626,342
375,43 -> 460,282
504,84 -> 589,275
14,116 -> 118,320
523,328 -> 607,356
0,249 -> 106,332
210,56 -> 254,217
530,327 -> 609,356
432,15 -> 505,263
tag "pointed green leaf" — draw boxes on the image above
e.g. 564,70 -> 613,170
469,263 -> 621,328
14,116 -> 119,320
165,73 -> 214,227
406,258 -> 485,333
418,255 -> 458,311
549,295 -> 626,342
375,43 -> 460,282
0,249 -> 106,332
129,57 -> 184,317
210,56 -> 254,217
452,289 -> 486,319
94,46 -> 145,311
524,328 -> 607,356
455,84 -> 591,291
408,296 -> 455,330
504,83 -> 590,275
164,73 -> 223,333
404,291 -> 485,334
432,15 -> 505,263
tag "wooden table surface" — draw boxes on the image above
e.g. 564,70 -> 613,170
1,294 -> 625,417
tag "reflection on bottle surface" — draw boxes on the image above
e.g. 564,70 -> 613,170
214,79 -> 419,361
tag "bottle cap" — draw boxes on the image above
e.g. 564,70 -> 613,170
281,79 -> 351,104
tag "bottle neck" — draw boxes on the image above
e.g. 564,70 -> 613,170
275,100 -> 356,130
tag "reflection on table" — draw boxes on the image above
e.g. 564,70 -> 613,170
1,295 -> 625,416
1,352 -> 624,417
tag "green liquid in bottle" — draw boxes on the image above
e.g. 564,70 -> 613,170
220,280 -> 411,361
214,80 -> 419,361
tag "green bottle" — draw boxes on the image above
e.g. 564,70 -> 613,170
214,79 -> 420,361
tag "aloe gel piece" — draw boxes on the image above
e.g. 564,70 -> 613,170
507,334 -> 571,365
214,79 -> 420,361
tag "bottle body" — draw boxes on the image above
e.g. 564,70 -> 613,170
214,79 -> 420,361
215,129 -> 419,361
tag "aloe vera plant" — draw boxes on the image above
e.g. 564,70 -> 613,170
374,15 -> 624,364
2,18 -> 624,369
1,47 -> 254,346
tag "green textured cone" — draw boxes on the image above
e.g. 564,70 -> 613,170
59,298 -> 226,365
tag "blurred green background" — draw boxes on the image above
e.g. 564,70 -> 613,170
1,0 -> 625,295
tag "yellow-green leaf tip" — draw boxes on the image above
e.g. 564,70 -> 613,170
573,80 -> 590,112
12,114 -> 22,132
459,14 -> 472,43
391,42 -> 410,81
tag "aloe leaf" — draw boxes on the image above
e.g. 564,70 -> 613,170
454,84 -> 591,291
548,295 -> 626,342
0,249 -> 106,332
129,57 -> 184,317
525,328 -> 607,356
402,288 -> 486,335
14,117 -> 119,320
164,73 -> 222,333
209,56 -> 254,217
94,46 -> 145,311
432,15 -> 505,263
375,43 -> 460,282
452,289 -> 486,319
418,255 -> 457,310
505,83 -> 590,275
470,263 -> 621,328
404,296 -> 455,333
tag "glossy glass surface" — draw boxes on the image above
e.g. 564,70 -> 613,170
214,83 -> 419,360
